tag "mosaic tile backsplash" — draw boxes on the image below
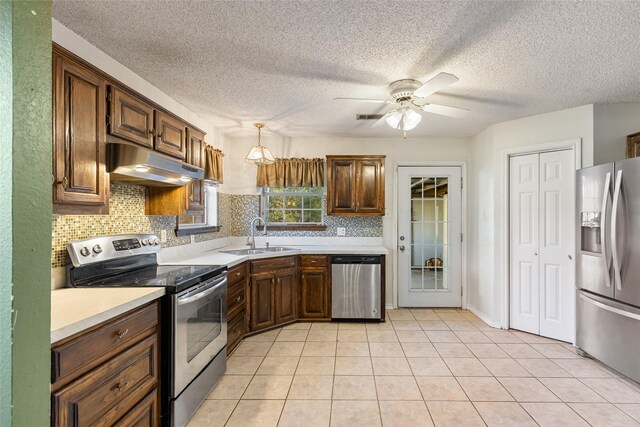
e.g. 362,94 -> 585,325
52,183 -> 382,268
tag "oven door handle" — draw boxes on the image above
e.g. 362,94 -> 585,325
178,277 -> 226,306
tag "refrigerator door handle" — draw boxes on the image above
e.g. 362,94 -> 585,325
600,172 -> 612,288
611,170 -> 623,291
579,292 -> 640,321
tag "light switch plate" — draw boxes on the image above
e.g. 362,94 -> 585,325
337,227 -> 346,237
160,230 -> 167,243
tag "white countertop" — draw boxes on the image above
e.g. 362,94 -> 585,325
161,244 -> 389,266
51,287 -> 165,344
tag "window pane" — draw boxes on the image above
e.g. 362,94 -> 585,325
268,210 -> 284,223
284,195 -> 302,208
284,210 -> 302,222
303,196 -> 322,209
305,210 -> 322,223
268,196 -> 284,209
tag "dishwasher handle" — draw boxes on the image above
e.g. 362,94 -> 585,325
331,255 -> 381,264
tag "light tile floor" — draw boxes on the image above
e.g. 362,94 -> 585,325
187,308 -> 640,427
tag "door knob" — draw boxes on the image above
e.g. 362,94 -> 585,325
398,245 -> 405,252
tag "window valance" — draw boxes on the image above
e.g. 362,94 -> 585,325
204,145 -> 224,183
256,158 -> 325,188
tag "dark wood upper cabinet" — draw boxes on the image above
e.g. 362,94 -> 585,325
185,127 -> 206,213
326,155 -> 385,216
53,51 -> 109,215
107,85 -> 154,148
627,132 -> 640,158
154,111 -> 186,160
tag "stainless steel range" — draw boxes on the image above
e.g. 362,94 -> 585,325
67,234 -> 227,426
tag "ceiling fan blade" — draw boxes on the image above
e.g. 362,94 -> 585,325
334,97 -> 391,104
413,72 -> 459,98
372,110 -> 394,128
419,103 -> 469,118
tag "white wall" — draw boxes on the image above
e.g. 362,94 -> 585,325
467,105 -> 594,326
222,134 -> 471,307
594,103 -> 640,165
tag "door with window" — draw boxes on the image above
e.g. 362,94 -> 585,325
509,150 -> 574,342
397,167 -> 463,307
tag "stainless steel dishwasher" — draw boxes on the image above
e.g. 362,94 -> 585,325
331,255 -> 381,320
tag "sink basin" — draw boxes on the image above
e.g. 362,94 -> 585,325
263,246 -> 296,252
221,248 -> 268,255
220,246 -> 296,256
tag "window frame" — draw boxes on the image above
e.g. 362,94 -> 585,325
175,180 -> 221,236
260,186 -> 327,231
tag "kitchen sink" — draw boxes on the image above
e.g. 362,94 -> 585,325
220,246 -> 297,256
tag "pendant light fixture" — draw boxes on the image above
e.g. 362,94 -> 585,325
245,123 -> 275,166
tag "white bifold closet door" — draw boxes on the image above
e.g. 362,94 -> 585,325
510,150 -> 575,342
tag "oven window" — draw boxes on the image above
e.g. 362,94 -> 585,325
187,298 -> 222,362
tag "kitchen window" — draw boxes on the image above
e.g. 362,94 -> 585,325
177,181 -> 220,235
261,186 -> 326,230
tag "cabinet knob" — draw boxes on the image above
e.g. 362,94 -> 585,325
236,272 -> 241,276
115,328 -> 129,339
54,176 -> 68,189
235,295 -> 241,302
113,381 -> 129,392
189,195 -> 194,201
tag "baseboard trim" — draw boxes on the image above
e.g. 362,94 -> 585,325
467,304 -> 503,329
385,304 -> 395,311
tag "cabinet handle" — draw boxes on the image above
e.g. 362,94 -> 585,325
235,295 -> 241,303
115,328 -> 129,339
157,132 -> 163,140
236,272 -> 241,276
189,195 -> 194,201
148,129 -> 154,136
113,381 -> 129,392
55,176 -> 68,189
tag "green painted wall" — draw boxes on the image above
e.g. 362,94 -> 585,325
0,2 -> 13,425
11,1 -> 52,425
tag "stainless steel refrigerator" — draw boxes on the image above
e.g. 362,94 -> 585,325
576,157 -> 640,383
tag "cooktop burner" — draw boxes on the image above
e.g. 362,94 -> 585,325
66,234 -> 226,293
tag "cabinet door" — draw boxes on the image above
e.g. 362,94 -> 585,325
108,86 -> 154,148
327,158 -> 356,215
356,158 -> 385,215
250,273 -> 275,332
185,127 -> 205,213
154,111 -> 186,160
300,267 -> 331,319
275,269 -> 297,324
53,52 -> 109,214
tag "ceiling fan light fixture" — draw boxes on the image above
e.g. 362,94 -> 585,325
245,123 -> 275,166
385,107 -> 422,131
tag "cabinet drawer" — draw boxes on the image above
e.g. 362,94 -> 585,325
228,281 -> 246,318
52,334 -> 159,427
113,388 -> 159,427
227,310 -> 245,352
52,302 -> 158,385
300,255 -> 328,268
250,256 -> 296,274
228,263 -> 246,285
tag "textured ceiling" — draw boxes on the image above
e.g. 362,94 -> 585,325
53,0 -> 640,138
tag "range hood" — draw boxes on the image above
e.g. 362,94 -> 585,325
107,143 -> 204,186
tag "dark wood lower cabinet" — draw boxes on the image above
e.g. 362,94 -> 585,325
275,269 -> 297,324
249,272 -> 276,332
299,268 -> 331,319
51,301 -> 160,427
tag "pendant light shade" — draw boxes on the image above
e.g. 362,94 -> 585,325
246,123 -> 275,166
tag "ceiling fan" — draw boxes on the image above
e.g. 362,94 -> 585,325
334,72 -> 468,137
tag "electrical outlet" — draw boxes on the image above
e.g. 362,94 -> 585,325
160,230 -> 167,243
337,227 -> 346,237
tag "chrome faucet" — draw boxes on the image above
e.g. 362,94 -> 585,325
247,217 -> 266,249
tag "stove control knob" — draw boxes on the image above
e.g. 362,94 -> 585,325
153,238 -> 160,246
92,244 -> 103,254
80,247 -> 90,257
141,239 -> 149,246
